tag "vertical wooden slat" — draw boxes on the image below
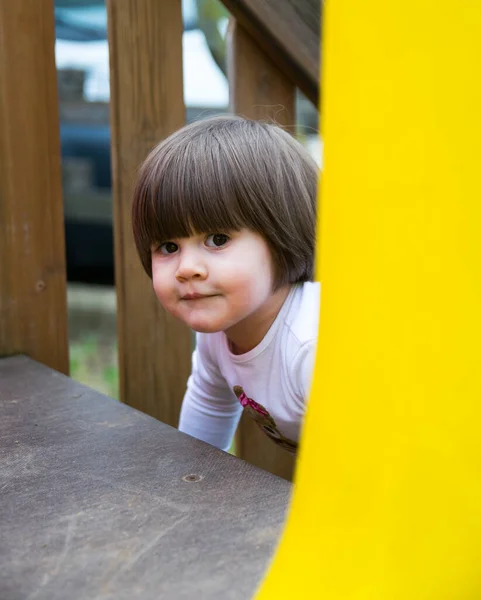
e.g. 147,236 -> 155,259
228,18 -> 297,125
0,0 -> 69,374
221,0 -> 320,105
227,18 -> 297,481
106,0 -> 191,425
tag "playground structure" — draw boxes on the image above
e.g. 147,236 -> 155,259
0,3 -> 320,595
0,0 -> 320,481
2,1 -> 481,598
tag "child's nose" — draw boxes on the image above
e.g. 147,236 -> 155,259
175,250 -> 207,282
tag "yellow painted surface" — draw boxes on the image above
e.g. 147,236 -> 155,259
257,1 -> 481,597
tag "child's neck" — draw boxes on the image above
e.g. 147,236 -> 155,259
225,284 -> 292,355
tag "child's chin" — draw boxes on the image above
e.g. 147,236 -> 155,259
190,322 -> 224,334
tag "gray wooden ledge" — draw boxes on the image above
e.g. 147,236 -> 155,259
0,355 -> 292,600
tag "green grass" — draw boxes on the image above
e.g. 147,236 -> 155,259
69,335 -> 119,400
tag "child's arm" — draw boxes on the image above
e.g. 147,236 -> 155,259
179,334 -> 242,452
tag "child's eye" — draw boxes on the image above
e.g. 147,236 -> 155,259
158,242 -> 179,255
205,233 -> 229,248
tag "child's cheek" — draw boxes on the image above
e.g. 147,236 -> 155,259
152,276 -> 172,309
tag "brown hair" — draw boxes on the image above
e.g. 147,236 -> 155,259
131,115 -> 318,289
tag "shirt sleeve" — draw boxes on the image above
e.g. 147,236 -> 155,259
178,333 -> 243,452
291,339 -> 317,407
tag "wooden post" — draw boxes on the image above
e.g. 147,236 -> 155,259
222,0 -> 320,106
227,19 -> 297,480
106,0 -> 192,425
0,0 -> 69,374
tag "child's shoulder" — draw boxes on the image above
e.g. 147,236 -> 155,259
279,282 -> 319,401
282,281 -> 320,346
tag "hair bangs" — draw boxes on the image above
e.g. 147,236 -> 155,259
132,132 -> 248,276
132,116 -> 318,283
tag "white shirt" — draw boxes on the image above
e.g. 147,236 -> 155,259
178,282 -> 320,453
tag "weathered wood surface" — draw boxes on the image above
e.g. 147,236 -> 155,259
0,356 -> 291,600
106,0 -> 192,426
0,0 -> 68,373
221,0 -> 321,105
227,20 -> 297,482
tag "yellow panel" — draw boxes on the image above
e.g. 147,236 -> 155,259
257,1 -> 481,597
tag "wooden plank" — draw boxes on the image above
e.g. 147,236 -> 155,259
0,355 -> 291,600
0,0 -> 68,374
106,0 -> 192,425
227,19 -> 297,481
221,0 -> 320,105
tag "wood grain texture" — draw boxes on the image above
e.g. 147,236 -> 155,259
0,355 -> 291,600
106,0 -> 191,425
222,0 -> 321,105
228,19 -> 297,481
0,0 -> 69,374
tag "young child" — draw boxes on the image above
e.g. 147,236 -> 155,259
131,116 -> 319,454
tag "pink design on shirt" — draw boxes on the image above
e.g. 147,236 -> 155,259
233,385 -> 298,455
237,391 -> 269,416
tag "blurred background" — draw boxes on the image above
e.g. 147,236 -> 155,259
56,0 -> 321,398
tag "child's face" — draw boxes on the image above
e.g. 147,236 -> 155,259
151,229 -> 280,338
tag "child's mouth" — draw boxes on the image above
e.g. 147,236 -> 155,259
182,293 -> 218,301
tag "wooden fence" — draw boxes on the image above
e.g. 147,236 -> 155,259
0,0 -> 319,481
